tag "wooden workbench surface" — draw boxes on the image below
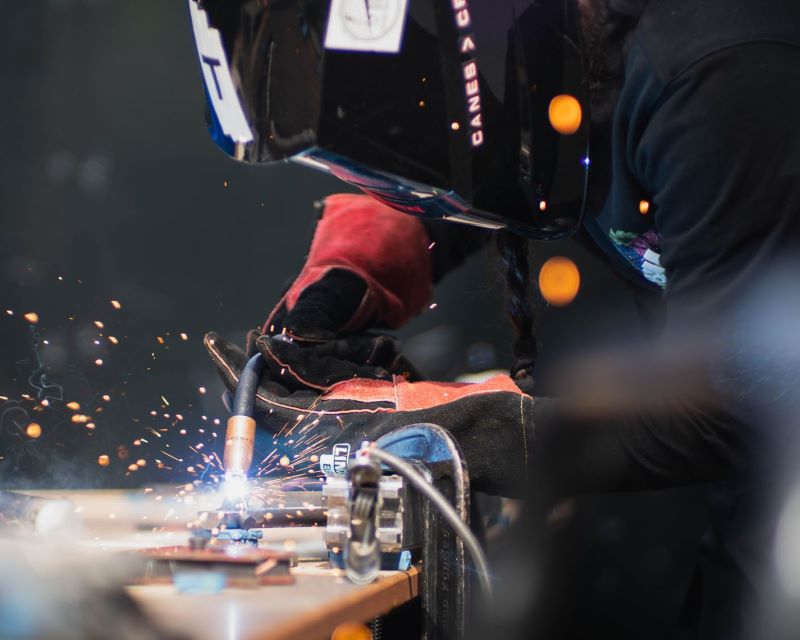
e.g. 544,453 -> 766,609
130,565 -> 419,640
21,489 -> 420,640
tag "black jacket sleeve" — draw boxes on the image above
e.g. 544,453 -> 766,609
534,41 -> 800,498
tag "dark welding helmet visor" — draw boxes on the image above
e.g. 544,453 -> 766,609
188,0 -> 590,240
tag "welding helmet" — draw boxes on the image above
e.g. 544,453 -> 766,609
188,0 -> 589,239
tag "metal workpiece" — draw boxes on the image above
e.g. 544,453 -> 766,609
345,453 -> 384,585
323,475 -> 406,553
223,415 -> 256,478
323,473 -> 409,567
197,486 -> 327,533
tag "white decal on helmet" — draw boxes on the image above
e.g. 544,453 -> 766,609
325,0 -> 409,54
188,0 -> 253,144
452,0 -> 484,147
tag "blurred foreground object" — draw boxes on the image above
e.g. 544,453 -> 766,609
0,491 -> 84,539
0,540 -> 176,640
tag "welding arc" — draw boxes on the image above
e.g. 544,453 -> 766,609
365,446 -> 494,600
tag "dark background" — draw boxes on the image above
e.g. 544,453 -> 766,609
0,2 -> 705,637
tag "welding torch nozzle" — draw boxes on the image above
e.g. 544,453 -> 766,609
223,415 -> 257,478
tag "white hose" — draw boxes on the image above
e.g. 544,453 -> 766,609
365,446 -> 494,600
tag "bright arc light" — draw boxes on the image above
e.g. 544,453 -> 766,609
224,473 -> 250,500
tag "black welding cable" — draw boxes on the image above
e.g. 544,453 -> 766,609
365,446 -> 494,601
233,353 -> 267,417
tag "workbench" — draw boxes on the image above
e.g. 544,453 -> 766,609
22,489 -> 421,640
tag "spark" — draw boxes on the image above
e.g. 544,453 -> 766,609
429,303 -> 438,310
66,401 -> 80,411
198,387 -> 206,395
24,312 -> 39,324
6,310 -> 13,316
94,359 -> 103,366
428,241 -> 436,250
160,395 -> 169,406
147,428 -> 162,438
26,423 -> 42,439
94,320 -> 104,329
180,333 -> 188,341
98,455 -> 110,467
102,394 -> 110,402
156,336 -> 165,345
110,300 -> 122,310
159,449 -> 183,462
108,336 -> 118,344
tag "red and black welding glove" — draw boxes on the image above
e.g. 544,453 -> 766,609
264,193 -> 434,342
206,333 -> 535,497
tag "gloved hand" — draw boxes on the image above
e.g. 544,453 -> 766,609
205,332 -> 535,497
264,193 -> 434,342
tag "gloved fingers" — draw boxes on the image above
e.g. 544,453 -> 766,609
265,269 -> 370,342
323,334 -> 424,381
252,384 -> 325,433
204,332 -> 321,427
204,332 -> 248,395
243,329 -> 262,360
309,334 -> 403,369
262,297 -> 288,336
256,334 -> 394,391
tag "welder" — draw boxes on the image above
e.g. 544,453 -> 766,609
188,0 -> 800,637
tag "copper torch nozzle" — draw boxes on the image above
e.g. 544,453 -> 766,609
223,415 -> 257,477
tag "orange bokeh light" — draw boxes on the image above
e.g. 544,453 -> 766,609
539,257 -> 581,307
331,623 -> 372,640
548,95 -> 582,135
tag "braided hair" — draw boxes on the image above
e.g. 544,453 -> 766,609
496,231 -> 537,379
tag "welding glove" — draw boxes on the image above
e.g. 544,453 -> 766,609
206,332 -> 535,497
263,193 -> 434,341
235,328 -> 424,392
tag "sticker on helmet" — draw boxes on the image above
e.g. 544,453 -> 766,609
325,0 -> 409,54
188,1 -> 253,144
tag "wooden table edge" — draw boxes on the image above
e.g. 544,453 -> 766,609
248,566 -> 421,640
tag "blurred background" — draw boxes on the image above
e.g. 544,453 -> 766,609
0,2 -> 708,637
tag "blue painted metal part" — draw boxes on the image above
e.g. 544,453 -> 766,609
329,550 -> 413,572
173,571 -> 228,594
